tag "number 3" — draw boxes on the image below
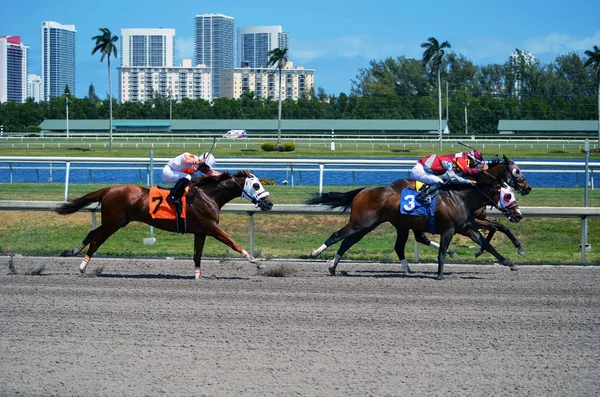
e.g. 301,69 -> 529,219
403,194 -> 416,212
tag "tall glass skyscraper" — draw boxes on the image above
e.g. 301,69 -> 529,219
120,28 -> 175,67
194,13 -> 234,99
237,26 -> 289,68
41,21 -> 76,101
0,36 -> 28,103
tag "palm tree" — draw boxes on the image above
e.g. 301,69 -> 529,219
584,45 -> 600,147
421,37 -> 451,150
267,47 -> 289,148
91,28 -> 118,151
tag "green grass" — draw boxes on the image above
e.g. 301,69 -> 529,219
0,182 -> 599,264
1,139 -> 598,159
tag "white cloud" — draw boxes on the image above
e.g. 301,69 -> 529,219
525,31 -> 600,54
175,36 -> 194,61
293,35 -> 407,64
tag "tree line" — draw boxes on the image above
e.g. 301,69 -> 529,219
0,48 -> 598,135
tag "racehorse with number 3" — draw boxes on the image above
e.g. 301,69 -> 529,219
303,156 -> 531,280
55,170 -> 273,279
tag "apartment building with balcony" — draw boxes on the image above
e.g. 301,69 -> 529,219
118,59 -> 211,103
0,36 -> 28,103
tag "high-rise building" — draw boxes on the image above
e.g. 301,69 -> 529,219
120,28 -> 175,67
27,74 -> 42,102
41,21 -> 76,101
119,59 -> 211,103
237,26 -> 289,68
220,62 -> 314,101
0,36 -> 28,103
194,13 -> 234,98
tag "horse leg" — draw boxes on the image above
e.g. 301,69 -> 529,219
60,227 -> 99,257
329,228 -> 373,276
437,228 -> 455,280
474,219 -> 525,257
193,233 -> 207,280
204,223 -> 261,269
78,224 -> 123,274
487,220 -> 525,256
413,231 -> 459,259
475,229 -> 496,258
393,227 -> 411,274
464,228 -> 517,271
305,222 -> 366,259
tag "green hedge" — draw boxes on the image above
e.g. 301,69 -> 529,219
261,142 -> 296,152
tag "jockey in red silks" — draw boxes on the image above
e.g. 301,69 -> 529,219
410,149 -> 487,203
162,152 -> 222,209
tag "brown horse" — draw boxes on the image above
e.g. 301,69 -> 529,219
303,156 -> 531,280
410,183 -> 525,259
55,170 -> 273,279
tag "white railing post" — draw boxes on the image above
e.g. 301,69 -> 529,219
319,164 -> 324,195
64,162 -> 70,201
249,212 -> 255,256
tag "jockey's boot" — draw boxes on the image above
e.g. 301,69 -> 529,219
167,178 -> 190,207
416,183 -> 439,205
167,178 -> 190,233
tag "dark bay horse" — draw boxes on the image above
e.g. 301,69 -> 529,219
410,183 -> 525,259
55,171 -> 273,279
303,156 -> 531,280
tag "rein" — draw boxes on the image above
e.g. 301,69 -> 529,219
230,175 -> 257,204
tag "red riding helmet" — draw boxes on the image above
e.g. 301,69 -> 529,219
468,150 -> 484,162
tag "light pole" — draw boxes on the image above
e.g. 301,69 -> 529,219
66,94 -> 70,139
464,103 -> 468,135
169,96 -> 172,120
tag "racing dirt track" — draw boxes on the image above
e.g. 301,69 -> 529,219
1,255 -> 599,396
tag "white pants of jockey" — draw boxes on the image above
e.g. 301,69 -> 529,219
162,165 -> 194,183
410,163 -> 444,185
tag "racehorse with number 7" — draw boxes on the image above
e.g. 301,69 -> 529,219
55,171 -> 273,279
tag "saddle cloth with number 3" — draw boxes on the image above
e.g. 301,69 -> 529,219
400,187 -> 437,233
148,186 -> 188,220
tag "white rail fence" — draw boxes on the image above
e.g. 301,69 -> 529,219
1,156 -> 598,199
1,201 -> 599,265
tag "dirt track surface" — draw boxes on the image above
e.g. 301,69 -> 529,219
1,255 -> 599,396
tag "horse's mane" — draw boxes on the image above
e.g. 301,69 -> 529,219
487,158 -> 502,166
191,170 -> 247,190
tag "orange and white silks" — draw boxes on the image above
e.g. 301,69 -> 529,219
148,186 -> 188,220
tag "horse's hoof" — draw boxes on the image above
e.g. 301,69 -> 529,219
436,275 -> 444,281
509,264 -> 519,271
60,250 -> 71,257
518,249 -> 526,256
256,263 -> 264,270
328,267 -> 336,276
449,251 -> 460,259
299,253 -> 311,259
474,249 -> 483,258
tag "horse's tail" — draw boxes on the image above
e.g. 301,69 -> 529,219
55,187 -> 113,215
304,188 -> 366,212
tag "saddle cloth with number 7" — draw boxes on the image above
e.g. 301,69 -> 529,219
148,186 -> 188,220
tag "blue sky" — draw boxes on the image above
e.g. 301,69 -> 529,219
3,0 -> 599,99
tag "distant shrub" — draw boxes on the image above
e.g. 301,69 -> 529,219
278,142 -> 295,152
261,142 -> 277,152
25,125 -> 41,133
259,178 -> 277,185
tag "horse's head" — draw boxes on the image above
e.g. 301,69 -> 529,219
497,183 -> 522,223
234,170 -> 273,211
502,155 -> 531,195
484,156 -> 532,195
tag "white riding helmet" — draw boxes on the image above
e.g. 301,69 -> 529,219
200,152 -> 216,169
